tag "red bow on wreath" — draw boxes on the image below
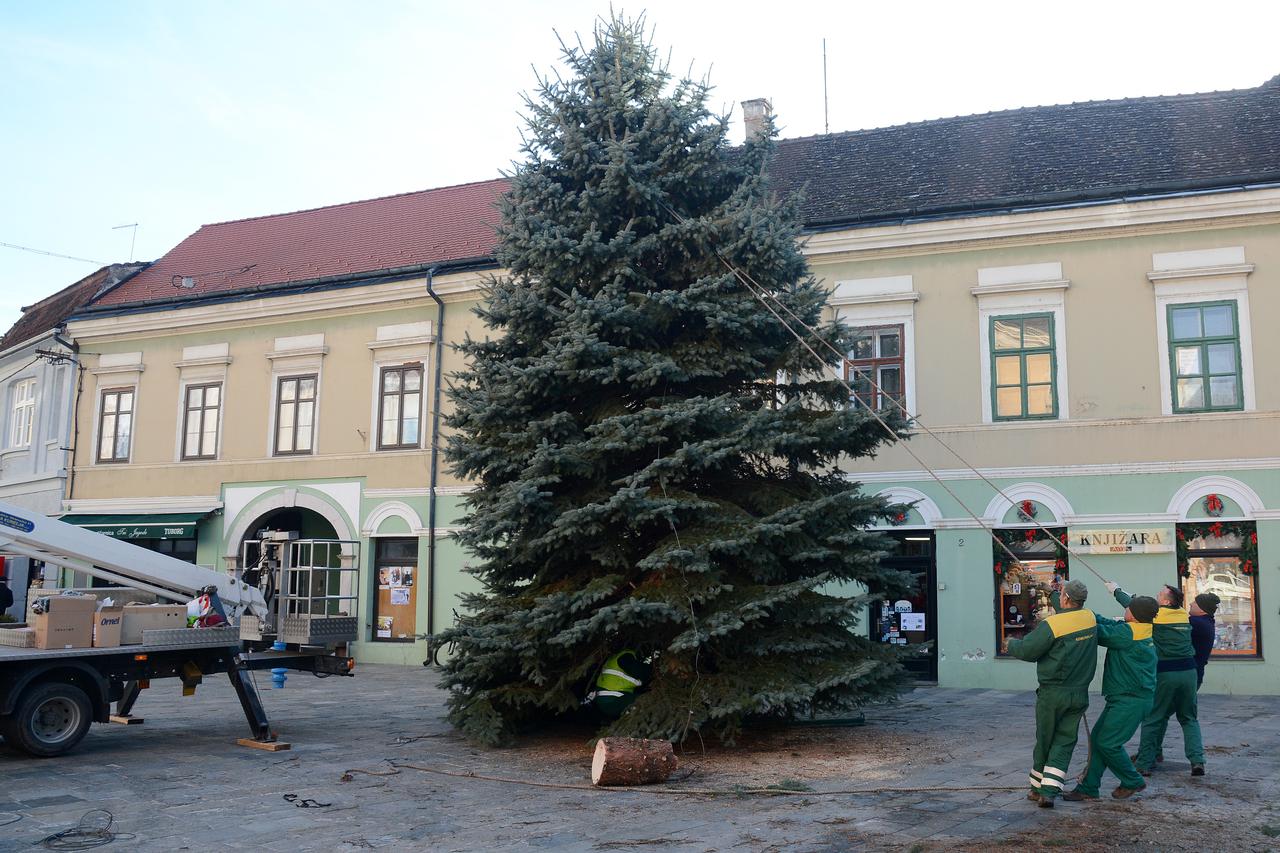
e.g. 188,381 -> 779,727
1018,500 -> 1037,521
994,562 -> 1004,576
1208,521 -> 1226,538
1024,529 -> 1037,543
1242,560 -> 1254,575
1204,494 -> 1224,516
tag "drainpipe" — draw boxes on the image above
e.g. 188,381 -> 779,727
52,327 -> 82,503
424,266 -> 445,664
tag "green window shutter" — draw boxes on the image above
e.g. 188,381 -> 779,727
1167,301 -> 1243,413
990,313 -> 1058,421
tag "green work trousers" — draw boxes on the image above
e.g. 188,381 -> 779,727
1075,694 -> 1151,796
1136,669 -> 1204,769
1028,687 -> 1089,799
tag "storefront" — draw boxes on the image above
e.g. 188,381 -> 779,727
58,511 -> 211,586
869,472 -> 1280,695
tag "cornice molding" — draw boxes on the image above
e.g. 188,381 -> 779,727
62,495 -> 223,513
803,187 -> 1280,260
848,454 -> 1280,484
970,279 -> 1070,297
89,363 -> 145,376
1146,263 -> 1254,283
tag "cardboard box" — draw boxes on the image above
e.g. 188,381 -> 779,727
93,605 -> 125,648
121,604 -> 187,645
31,595 -> 98,650
0,626 -> 36,648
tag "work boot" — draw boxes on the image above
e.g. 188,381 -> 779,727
1191,764 -> 1205,776
1026,790 -> 1040,801
1061,789 -> 1097,802
1112,783 -> 1147,799
1038,795 -> 1055,809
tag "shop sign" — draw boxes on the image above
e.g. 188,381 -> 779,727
1071,528 -> 1172,554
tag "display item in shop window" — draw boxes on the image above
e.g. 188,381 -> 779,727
1006,606 -> 1026,627
1005,579 -> 1097,807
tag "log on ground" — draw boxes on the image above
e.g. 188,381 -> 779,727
591,737 -> 678,786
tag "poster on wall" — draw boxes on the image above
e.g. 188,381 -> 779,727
900,613 -> 926,632
391,587 -> 410,606
376,616 -> 394,638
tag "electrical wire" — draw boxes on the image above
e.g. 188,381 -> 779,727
38,809 -> 135,850
0,240 -> 105,266
344,760 -> 1024,796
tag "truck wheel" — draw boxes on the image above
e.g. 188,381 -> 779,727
9,683 -> 93,757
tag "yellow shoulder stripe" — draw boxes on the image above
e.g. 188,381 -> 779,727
1129,623 -> 1154,641
1154,607 -> 1189,625
1047,608 -> 1097,638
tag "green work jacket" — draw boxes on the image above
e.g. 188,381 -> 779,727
1113,589 -> 1195,664
1007,606 -> 1098,690
1095,617 -> 1157,699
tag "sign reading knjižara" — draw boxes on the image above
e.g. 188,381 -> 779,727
1071,528 -> 1172,554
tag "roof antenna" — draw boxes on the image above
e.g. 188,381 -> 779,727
822,38 -> 829,135
112,223 -> 139,262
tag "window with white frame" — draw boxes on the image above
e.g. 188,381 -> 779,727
378,364 -> 423,450
9,379 -> 36,448
274,375 -> 317,456
1167,302 -> 1243,413
182,382 -> 222,460
97,387 -> 134,463
846,325 -> 905,411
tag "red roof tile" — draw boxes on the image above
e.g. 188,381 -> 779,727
2,263 -> 146,350
94,178 -> 508,308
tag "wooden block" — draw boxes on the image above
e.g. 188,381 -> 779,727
591,737 -> 677,786
237,737 -> 292,752
109,715 -> 144,725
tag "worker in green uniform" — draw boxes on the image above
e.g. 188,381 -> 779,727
1007,579 -> 1097,808
1106,582 -> 1205,776
589,649 -> 650,719
1062,595 -> 1158,801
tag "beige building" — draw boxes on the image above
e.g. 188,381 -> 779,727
62,74 -> 1280,691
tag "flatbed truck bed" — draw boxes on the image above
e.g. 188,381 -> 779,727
0,627 -> 353,757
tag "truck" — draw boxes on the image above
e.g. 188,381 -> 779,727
0,499 -> 359,757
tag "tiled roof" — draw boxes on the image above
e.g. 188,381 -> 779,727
86,77 -> 1280,311
2,263 -> 145,351
770,76 -> 1280,227
92,178 -> 508,308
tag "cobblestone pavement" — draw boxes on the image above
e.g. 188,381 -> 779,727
1,665 -> 1277,851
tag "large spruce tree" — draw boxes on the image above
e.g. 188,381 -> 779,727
438,16 -> 913,746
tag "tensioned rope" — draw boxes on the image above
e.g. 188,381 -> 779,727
658,199 -> 1112,585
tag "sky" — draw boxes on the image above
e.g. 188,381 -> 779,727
3,0 -> 1279,332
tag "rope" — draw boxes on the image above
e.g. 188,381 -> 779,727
341,760 -> 1022,796
657,199 -> 1114,586
38,809 -> 135,850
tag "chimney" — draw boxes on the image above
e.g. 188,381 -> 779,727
741,98 -> 772,142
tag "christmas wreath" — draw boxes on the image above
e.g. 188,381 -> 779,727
1176,521 -> 1258,577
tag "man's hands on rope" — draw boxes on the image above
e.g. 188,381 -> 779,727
1104,581 -> 1119,594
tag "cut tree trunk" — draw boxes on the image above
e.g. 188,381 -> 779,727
591,737 -> 678,786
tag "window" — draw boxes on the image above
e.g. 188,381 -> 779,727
378,364 -> 423,450
274,375 -> 317,456
994,528 -> 1068,656
181,383 -> 222,460
9,379 -> 35,448
1179,522 -> 1259,657
846,326 -> 904,411
990,314 -> 1057,420
97,388 -> 134,463
373,538 -> 417,642
1168,302 -> 1242,413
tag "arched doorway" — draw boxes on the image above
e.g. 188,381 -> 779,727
237,506 -> 338,568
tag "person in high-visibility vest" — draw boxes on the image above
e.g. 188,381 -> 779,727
1007,579 -> 1097,808
590,650 -> 650,719
1106,582 -> 1205,776
1062,595 -> 1158,801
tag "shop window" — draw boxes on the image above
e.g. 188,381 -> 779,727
378,364 -> 423,450
275,374 -> 317,456
1167,301 -> 1243,413
182,383 -> 222,460
993,527 -> 1069,655
373,538 -> 418,642
990,314 -> 1057,420
1178,521 -> 1259,657
97,387 -> 135,463
9,378 -> 35,448
846,325 -> 904,411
